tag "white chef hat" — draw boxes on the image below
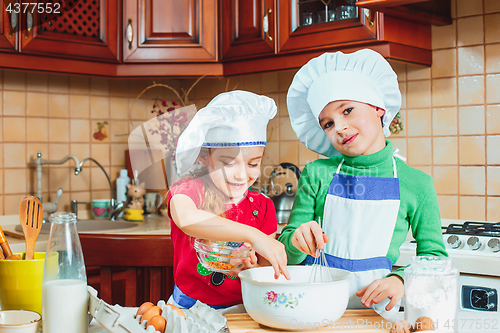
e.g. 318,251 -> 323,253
287,49 -> 401,157
175,90 -> 277,174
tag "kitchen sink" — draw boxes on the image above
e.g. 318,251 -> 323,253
16,220 -> 142,234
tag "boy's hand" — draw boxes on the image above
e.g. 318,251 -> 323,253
291,220 -> 329,257
355,276 -> 404,311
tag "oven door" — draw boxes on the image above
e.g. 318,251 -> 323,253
456,274 -> 500,333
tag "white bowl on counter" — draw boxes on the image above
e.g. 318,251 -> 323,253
239,265 -> 352,330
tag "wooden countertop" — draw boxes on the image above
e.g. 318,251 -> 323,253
226,310 -> 391,332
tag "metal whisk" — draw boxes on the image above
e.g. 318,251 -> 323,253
308,217 -> 334,283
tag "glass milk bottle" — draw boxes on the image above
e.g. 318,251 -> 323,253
42,213 -> 88,333
404,256 -> 459,332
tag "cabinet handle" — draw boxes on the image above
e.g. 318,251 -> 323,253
9,12 -> 17,38
126,18 -> 133,50
25,12 -> 33,39
263,8 -> 272,41
365,9 -> 374,28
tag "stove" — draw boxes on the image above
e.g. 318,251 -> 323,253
396,220 -> 500,333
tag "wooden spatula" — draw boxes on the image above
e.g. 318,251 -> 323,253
0,225 -> 22,260
19,196 -> 43,260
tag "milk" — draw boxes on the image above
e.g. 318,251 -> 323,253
42,279 -> 88,333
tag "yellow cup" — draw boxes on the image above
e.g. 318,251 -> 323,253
0,252 -> 45,316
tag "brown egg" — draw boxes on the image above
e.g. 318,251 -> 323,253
147,315 -> 167,333
413,317 -> 435,331
140,305 -> 162,323
165,304 -> 187,319
136,301 -> 155,318
390,320 -> 411,333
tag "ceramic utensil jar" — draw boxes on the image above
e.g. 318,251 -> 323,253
404,256 -> 459,332
42,213 -> 88,333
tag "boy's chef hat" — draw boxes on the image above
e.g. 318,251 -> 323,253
287,49 -> 401,157
175,90 -> 277,174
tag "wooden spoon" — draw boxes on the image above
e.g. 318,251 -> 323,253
0,225 -> 22,260
19,196 -> 43,260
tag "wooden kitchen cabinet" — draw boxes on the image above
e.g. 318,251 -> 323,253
0,0 -> 18,51
123,0 -> 218,63
221,0 -> 276,60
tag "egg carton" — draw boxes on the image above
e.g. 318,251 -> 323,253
88,287 -> 227,333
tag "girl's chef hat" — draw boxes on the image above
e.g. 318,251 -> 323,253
175,90 -> 277,174
287,49 -> 401,157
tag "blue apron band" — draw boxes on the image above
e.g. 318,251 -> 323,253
301,253 -> 392,272
173,285 -> 234,310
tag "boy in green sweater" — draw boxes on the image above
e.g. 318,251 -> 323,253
279,49 -> 447,321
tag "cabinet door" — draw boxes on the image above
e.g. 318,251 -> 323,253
0,0 -> 17,51
124,0 -> 217,62
221,0 -> 275,60
19,0 -> 119,62
279,0 -> 377,54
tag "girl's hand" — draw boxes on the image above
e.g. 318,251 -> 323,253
355,276 -> 404,311
249,235 -> 290,280
226,248 -> 258,278
291,221 -> 329,257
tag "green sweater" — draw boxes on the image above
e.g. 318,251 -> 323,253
278,141 -> 448,280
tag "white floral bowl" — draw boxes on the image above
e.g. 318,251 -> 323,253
239,265 -> 352,330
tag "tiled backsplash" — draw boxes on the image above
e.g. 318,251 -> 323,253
1,0 -> 498,221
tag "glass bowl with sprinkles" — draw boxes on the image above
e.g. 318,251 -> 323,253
193,239 -> 251,273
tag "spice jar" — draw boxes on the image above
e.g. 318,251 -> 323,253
404,256 -> 459,332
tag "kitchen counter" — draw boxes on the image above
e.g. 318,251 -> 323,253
0,214 -> 171,254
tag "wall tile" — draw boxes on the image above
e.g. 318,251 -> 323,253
70,143 -> 90,162
279,141 -> 298,166
278,70 -> 296,92
70,119 -> 90,142
459,196 -> 485,220
432,49 -> 456,78
110,97 -> 129,119
4,91 -> 27,115
0,144 -> 3,168
486,105 -> 500,134
267,116 -> 279,142
48,94 -> 69,118
4,195 -> 26,215
48,167 -> 70,192
459,136 -> 485,165
27,118 -> 48,142
407,65 -> 431,80
432,78 -> 457,107
27,73 -> 48,92
70,95 -> 90,118
26,92 -> 47,117
487,166 -> 500,195
432,108 -> 458,137
90,78 -> 109,96
278,92 -> 288,117
48,74 -> 69,94
399,82 -> 406,109
109,79 -> 129,97
412,165 -> 432,176
389,138 -> 407,158
487,197 -> 500,221
70,76 -> 90,95
390,61 -> 406,81
487,135 -> 500,164
0,170 -> 3,195
91,121 -> 110,143
3,71 -> 26,91
48,119 -> 69,142
407,80 -> 431,108
111,144 -> 128,166
90,96 -> 110,119
457,16 -> 484,46
0,88 -> 2,115
459,166 -> 485,195
456,0 -> 483,17
4,169 -> 27,194
110,120 -> 128,143
486,74 -> 500,104
279,117 -> 296,141
129,98 -> 146,120
433,166 -> 459,194
437,195 -> 458,219
485,13 -> 500,43
432,21 -> 456,49
458,106 -> 485,135
48,143 -> 69,161
70,168 -> 90,191
4,143 -> 26,168
298,142 -> 318,166
91,166 -> 110,190
458,76 -> 484,105
4,117 -> 26,142
485,0 -> 500,14
240,74 -> 261,93
485,44 -> 500,73
458,46 -> 484,76
433,137 -> 458,165
91,144 -> 110,166
407,109 -> 431,136
407,138 -> 432,165
260,72 -> 279,93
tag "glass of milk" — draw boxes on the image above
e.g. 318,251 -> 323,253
42,213 -> 88,333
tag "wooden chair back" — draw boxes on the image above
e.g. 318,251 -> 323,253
79,233 -> 174,307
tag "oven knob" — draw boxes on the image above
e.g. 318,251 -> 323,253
487,303 -> 495,310
487,238 -> 500,252
447,235 -> 461,249
467,236 -> 481,250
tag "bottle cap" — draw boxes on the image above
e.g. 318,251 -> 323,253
120,169 -> 129,177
